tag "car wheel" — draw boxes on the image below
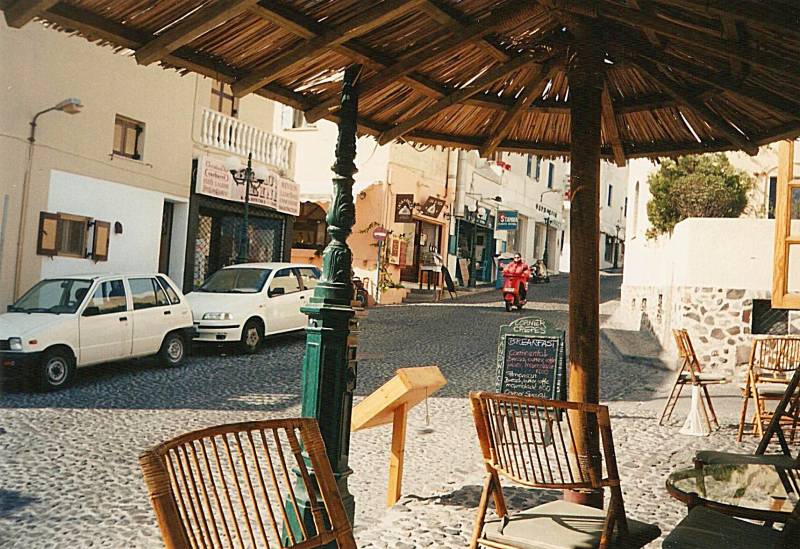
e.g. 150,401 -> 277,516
240,319 -> 263,354
159,332 -> 186,367
37,348 -> 75,391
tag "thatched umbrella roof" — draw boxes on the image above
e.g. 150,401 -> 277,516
5,0 -> 800,164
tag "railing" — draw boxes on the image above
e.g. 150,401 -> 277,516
200,108 -> 294,175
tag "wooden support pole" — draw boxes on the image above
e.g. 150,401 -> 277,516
565,23 -> 603,509
387,402 -> 408,507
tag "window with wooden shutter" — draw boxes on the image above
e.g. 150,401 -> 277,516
772,140 -> 800,309
37,212 -> 59,256
92,220 -> 111,262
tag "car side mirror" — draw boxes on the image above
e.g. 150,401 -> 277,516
83,305 -> 100,317
269,287 -> 285,297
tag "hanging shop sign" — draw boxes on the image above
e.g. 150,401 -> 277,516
196,155 -> 300,216
419,196 -> 446,219
496,210 -> 519,231
463,206 -> 494,228
394,194 -> 415,223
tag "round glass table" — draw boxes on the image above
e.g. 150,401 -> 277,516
666,462 -> 799,523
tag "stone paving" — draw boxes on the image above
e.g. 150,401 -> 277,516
0,274 -> 763,547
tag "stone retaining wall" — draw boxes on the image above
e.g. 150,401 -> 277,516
620,284 -> 774,375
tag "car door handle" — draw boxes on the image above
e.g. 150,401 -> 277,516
163,310 -> 171,315
119,316 -> 128,322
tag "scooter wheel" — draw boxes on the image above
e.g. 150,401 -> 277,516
505,301 -> 512,312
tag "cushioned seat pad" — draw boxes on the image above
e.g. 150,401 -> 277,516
738,382 -> 790,395
662,506 -> 782,549
679,372 -> 727,382
482,500 -> 660,549
695,450 -> 798,468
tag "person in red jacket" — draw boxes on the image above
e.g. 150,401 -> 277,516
502,253 -> 531,300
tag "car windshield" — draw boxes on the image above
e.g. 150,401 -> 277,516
197,268 -> 272,293
10,279 -> 94,314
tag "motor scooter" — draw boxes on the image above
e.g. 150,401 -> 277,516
352,276 -> 369,308
502,272 -> 528,311
531,259 -> 550,283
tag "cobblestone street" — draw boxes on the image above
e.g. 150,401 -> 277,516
0,274 -> 758,548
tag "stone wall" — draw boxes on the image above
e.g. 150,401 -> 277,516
618,284 -> 773,376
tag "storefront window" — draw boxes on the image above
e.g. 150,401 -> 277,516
292,202 -> 328,250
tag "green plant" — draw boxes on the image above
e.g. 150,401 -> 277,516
646,153 -> 752,238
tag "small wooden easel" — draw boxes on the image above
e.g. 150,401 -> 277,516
351,365 -> 447,506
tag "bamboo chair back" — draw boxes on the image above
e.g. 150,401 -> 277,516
750,336 -> 800,380
470,391 -> 624,492
139,418 -> 356,549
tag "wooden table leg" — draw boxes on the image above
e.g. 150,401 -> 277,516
387,403 -> 408,507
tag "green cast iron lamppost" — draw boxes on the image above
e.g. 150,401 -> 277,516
289,64 -> 362,540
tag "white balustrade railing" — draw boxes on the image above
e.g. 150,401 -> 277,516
200,108 -> 294,175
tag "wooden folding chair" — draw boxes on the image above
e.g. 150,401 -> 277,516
469,391 -> 661,549
659,329 -> 726,428
738,336 -> 800,441
139,418 -> 356,549
697,366 -> 800,470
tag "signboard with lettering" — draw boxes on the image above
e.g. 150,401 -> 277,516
196,155 -> 300,216
394,194 -> 415,223
496,210 -> 519,230
420,196 -> 446,218
495,316 -> 567,400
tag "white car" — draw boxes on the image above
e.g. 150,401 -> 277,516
186,262 -> 320,353
0,274 -> 194,391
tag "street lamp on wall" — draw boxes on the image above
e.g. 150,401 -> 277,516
14,98 -> 84,299
226,152 -> 267,264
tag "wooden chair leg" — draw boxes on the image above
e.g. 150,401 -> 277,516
470,474 -> 495,549
701,385 -> 720,429
659,377 -> 685,426
753,392 -> 766,438
737,390 -> 751,442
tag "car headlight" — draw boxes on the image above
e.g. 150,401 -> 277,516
8,337 -> 23,351
202,312 -> 233,321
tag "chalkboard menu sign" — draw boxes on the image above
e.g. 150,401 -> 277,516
496,316 -> 566,400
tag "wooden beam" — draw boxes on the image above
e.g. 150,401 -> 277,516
626,0 -> 661,48
648,0 -> 800,42
634,58 -> 759,155
250,2 -> 465,107
558,0 -> 800,77
601,84 -> 626,167
607,33 -> 800,119
637,54 -> 800,119
3,0 -> 57,27
719,14 -> 743,77
420,0 -> 509,62
304,2 -> 540,123
232,0 -> 424,96
377,53 -> 548,145
480,63 -> 559,157
135,0 -> 259,66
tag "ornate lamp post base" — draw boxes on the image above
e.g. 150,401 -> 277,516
286,64 -> 362,546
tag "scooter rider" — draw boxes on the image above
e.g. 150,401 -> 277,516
502,253 -> 531,301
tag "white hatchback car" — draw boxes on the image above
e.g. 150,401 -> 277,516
0,274 -> 194,390
186,262 -> 320,353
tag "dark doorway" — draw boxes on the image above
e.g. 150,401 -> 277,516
400,220 -> 442,283
158,201 -> 174,275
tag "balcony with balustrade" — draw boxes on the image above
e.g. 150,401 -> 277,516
199,107 -> 295,177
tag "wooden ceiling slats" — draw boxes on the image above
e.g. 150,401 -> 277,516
6,0 -> 799,157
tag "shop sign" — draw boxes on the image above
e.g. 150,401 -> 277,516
394,194 -> 415,223
419,196 -> 446,219
464,206 -> 493,227
496,210 -> 519,230
196,155 -> 300,216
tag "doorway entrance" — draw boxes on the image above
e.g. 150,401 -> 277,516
158,201 -> 174,275
400,220 -> 442,283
